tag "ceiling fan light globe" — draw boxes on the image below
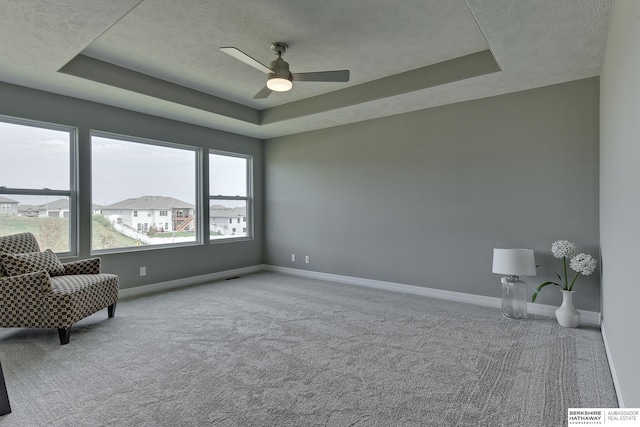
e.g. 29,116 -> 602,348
267,77 -> 292,92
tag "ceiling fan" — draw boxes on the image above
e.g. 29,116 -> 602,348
220,42 -> 350,99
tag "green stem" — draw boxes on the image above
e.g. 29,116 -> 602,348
563,256 -> 569,290
569,271 -> 581,291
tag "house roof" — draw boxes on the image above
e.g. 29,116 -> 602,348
0,198 -> 70,210
0,196 -> 18,204
0,1 -> 613,139
42,198 -> 70,210
104,195 -> 194,210
0,199 -> 70,211
210,206 -> 246,219
17,204 -> 39,212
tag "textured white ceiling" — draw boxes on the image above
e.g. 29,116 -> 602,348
0,0 -> 612,139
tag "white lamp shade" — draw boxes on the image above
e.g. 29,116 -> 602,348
267,76 -> 292,92
492,248 -> 536,276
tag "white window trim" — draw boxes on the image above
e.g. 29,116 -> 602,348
90,130 -> 203,254
0,115 -> 78,256
208,149 -> 253,243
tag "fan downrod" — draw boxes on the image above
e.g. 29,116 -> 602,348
271,42 -> 288,58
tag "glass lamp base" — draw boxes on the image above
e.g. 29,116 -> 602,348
501,276 -> 528,319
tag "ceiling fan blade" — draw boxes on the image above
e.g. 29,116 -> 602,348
253,86 -> 272,99
220,47 -> 272,74
292,70 -> 350,82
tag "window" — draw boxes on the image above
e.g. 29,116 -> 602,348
91,132 -> 200,252
0,116 -> 76,254
209,151 -> 251,241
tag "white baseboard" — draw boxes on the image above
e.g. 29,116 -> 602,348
601,321 -> 624,407
118,264 -> 264,300
264,265 -> 601,326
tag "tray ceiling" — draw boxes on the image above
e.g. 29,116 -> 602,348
0,0 -> 612,139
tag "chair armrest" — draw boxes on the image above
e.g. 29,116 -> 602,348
63,258 -> 101,275
0,271 -> 51,327
0,271 -> 52,300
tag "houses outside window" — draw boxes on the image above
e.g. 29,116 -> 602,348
209,151 -> 252,241
0,116 -> 76,254
91,132 -> 200,252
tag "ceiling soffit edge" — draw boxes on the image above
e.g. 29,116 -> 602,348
58,54 -> 260,125
57,50 -> 500,128
261,50 -> 500,125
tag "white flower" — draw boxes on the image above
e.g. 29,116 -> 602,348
570,253 -> 597,276
551,240 -> 576,258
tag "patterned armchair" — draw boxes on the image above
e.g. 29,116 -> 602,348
0,233 -> 119,345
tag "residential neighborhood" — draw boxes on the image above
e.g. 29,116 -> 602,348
1,195 -> 247,243
101,195 -> 195,234
210,205 -> 247,237
0,196 -> 70,218
0,196 -> 17,215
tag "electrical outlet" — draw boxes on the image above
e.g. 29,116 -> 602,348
291,254 -> 296,262
140,266 -> 146,276
305,256 -> 310,264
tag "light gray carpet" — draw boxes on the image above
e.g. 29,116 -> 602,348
0,272 -> 617,426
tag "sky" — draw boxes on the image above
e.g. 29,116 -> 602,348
0,121 -> 247,207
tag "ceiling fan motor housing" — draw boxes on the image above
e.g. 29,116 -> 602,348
269,57 -> 292,80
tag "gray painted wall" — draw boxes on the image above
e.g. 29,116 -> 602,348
265,78 -> 601,312
600,0 -> 640,407
0,82 -> 264,290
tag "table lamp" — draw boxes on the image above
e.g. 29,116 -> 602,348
492,248 -> 536,319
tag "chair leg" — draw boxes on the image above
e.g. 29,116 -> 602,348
0,361 -> 11,416
58,328 -> 71,345
108,303 -> 117,318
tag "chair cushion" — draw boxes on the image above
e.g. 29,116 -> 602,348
46,274 -> 119,328
0,232 -> 41,254
0,249 -> 65,277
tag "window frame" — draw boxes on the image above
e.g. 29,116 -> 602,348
0,115 -> 78,256
90,130 -> 203,254
208,149 -> 253,243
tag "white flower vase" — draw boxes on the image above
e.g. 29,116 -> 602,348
555,290 -> 580,328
